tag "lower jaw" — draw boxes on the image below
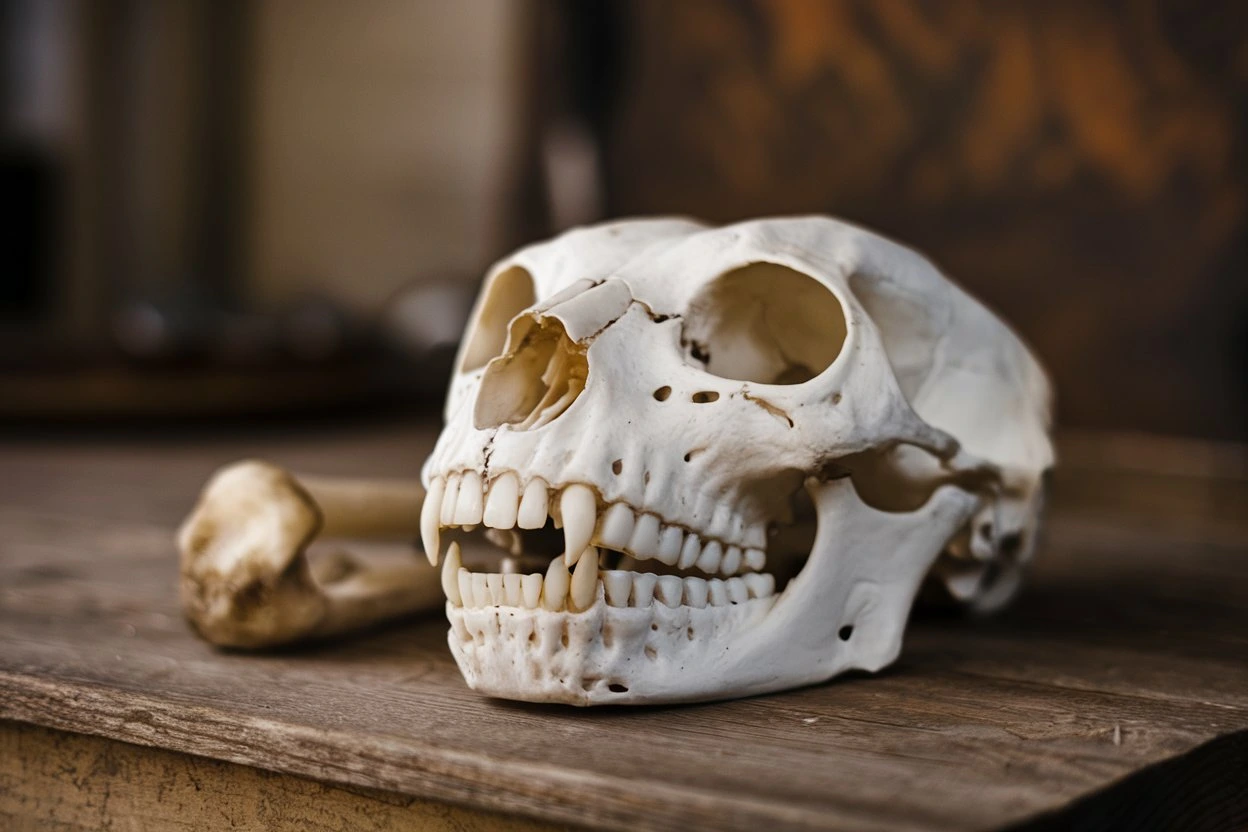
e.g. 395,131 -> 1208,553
446,593 -> 776,705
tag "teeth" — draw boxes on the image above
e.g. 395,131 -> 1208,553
631,573 -> 657,607
678,534 -> 702,570
656,525 -> 684,565
471,572 -> 489,606
522,573 -> 543,608
744,548 -> 766,572
542,556 -> 569,611
708,578 -> 728,606
457,568 -> 473,607
726,577 -> 748,604
561,484 -> 597,566
486,573 -> 504,605
441,541 -> 462,605
569,547 -> 599,611
629,513 -> 661,557
695,540 -> 723,574
598,503 -> 635,549
483,472 -> 520,529
655,575 -> 683,608
517,478 -> 550,529
683,577 -> 708,608
720,545 -> 742,576
743,572 -> 775,598
602,570 -> 632,607
453,471 -> 484,526
503,573 -> 523,606
440,473 -> 461,526
421,476 -> 445,566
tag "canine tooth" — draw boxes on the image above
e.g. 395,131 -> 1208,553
720,545 -> 742,575
598,503 -> 636,549
629,513 -> 661,558
726,577 -> 748,604
457,568 -> 473,607
421,476 -> 445,566
517,478 -> 550,529
631,573 -> 657,607
678,533 -> 702,570
440,473 -> 461,526
570,547 -> 599,610
560,484 -> 596,566
441,541 -> 462,605
454,471 -> 484,525
743,572 -> 775,598
708,579 -> 729,606
695,540 -> 723,574
522,573 -> 543,608
744,548 -> 766,572
483,472 -> 520,529
503,573 -> 523,606
656,525 -> 684,565
656,575 -> 683,608
603,571 -> 632,607
542,557 -> 569,611
683,577 -> 709,608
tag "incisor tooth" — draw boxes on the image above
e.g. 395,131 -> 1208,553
503,573 -> 522,606
569,547 -> 599,611
458,568 -> 474,607
720,545 -> 742,575
656,575 -> 683,608
561,484 -> 596,566
440,473 -> 461,526
454,471 -> 484,526
656,525 -> 684,565
483,472 -> 520,529
629,513 -> 661,558
517,478 -> 550,529
486,573 -> 504,606
678,533 -> 702,570
695,540 -> 723,574
744,548 -> 766,572
726,577 -> 748,604
542,557 -> 569,611
683,577 -> 709,608
598,503 -> 635,549
603,570 -> 632,607
708,579 -> 728,606
631,573 -> 657,607
441,541 -> 462,605
421,476 -> 445,566
521,573 -> 543,608
472,573 -> 489,606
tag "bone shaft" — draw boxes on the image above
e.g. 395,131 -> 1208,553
312,547 -> 443,637
299,476 -> 424,540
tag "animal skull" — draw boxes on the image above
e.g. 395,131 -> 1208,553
422,216 -> 1054,705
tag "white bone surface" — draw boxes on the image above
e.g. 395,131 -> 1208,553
424,216 -> 1054,705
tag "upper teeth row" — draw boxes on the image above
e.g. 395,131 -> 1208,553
422,471 -> 765,576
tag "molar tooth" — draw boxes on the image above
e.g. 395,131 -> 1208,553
453,471 -> 484,526
602,571 -> 632,607
655,575 -> 684,608
483,472 -> 520,529
628,513 -> 661,559
471,572 -> 489,607
598,503 -> 636,550
439,473 -> 461,526
720,545 -> 742,575
631,573 -> 657,607
441,541 -> 462,605
743,572 -> 775,599
569,547 -> 599,611
726,577 -> 748,604
695,540 -> 723,574
517,478 -> 550,529
683,577 -> 709,608
678,533 -> 702,570
503,573 -> 523,606
421,476 -> 445,566
560,484 -> 597,566
521,573 -> 543,608
707,579 -> 728,606
656,525 -> 684,565
486,573 -> 503,606
457,568 -> 473,607
744,548 -> 766,572
542,556 -> 569,611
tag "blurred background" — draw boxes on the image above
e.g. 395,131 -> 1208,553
2,0 -> 1245,441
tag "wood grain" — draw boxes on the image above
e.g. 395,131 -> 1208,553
1,423 -> 1246,831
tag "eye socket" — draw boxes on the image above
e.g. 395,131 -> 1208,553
681,263 -> 847,384
459,266 -> 536,372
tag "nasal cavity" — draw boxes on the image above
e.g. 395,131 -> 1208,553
474,315 -> 588,431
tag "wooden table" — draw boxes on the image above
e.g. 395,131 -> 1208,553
2,423 -> 1245,831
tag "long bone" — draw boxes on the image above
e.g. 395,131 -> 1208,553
177,460 -> 440,648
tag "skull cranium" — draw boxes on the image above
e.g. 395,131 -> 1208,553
421,216 -> 1053,705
